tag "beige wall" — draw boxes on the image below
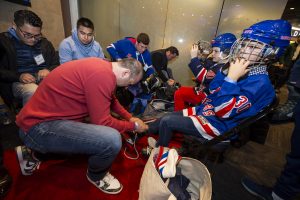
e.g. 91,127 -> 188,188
79,0 -> 288,86
0,0 -> 65,49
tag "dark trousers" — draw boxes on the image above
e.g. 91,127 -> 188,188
273,100 -> 300,199
148,111 -> 204,147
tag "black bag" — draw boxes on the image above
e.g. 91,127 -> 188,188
155,82 -> 180,101
141,99 -> 174,121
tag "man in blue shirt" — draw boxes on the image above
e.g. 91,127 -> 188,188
59,17 -> 105,64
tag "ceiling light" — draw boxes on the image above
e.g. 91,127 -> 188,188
290,7 -> 295,10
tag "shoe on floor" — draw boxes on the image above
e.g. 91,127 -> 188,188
241,177 -> 274,200
87,172 -> 123,194
271,100 -> 297,123
15,146 -> 41,176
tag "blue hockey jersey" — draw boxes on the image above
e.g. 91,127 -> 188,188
188,57 -> 224,95
183,65 -> 275,140
107,37 -> 154,76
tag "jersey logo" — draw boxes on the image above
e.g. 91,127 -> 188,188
203,104 -> 214,111
126,53 -> 132,58
234,96 -> 249,108
237,103 -> 251,113
202,110 -> 215,116
205,70 -> 216,79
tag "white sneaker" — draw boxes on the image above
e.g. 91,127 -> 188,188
15,146 -> 41,176
87,172 -> 123,194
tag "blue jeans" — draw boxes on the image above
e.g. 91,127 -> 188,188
148,111 -> 204,147
273,100 -> 300,199
19,120 -> 122,181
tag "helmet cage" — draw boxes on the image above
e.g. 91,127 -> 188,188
195,40 -> 212,55
229,38 -> 278,68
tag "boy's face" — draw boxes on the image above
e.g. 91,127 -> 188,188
212,47 -> 228,62
136,42 -> 148,54
238,40 -> 265,64
77,25 -> 94,45
212,47 -> 221,62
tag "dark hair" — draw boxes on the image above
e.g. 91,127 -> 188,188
166,46 -> 179,56
77,17 -> 94,30
14,10 -> 42,28
137,33 -> 150,45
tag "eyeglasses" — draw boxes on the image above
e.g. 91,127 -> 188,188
17,27 -> 42,40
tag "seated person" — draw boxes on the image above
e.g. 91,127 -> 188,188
59,17 -> 105,64
174,33 -> 236,111
148,19 -> 291,154
107,33 -> 155,112
107,32 -> 154,78
151,46 -> 179,86
0,10 -> 59,106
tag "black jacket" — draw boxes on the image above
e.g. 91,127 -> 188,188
0,32 -> 59,105
151,49 -> 170,82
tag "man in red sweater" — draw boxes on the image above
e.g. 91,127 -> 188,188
15,57 -> 147,194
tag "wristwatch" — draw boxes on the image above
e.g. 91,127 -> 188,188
134,121 -> 139,130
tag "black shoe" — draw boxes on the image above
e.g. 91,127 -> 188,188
0,168 -> 12,198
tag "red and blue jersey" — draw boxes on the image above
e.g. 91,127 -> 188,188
183,66 -> 275,140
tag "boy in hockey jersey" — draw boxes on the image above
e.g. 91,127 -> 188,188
149,19 -> 291,149
174,33 -> 236,111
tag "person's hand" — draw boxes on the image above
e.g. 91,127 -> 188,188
190,44 -> 199,59
227,58 -> 250,81
19,73 -> 36,84
167,79 -> 175,86
130,117 -> 148,133
37,69 -> 50,80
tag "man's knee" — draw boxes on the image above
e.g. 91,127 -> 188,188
106,129 -> 122,154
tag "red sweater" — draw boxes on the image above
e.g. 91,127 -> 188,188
16,58 -> 135,133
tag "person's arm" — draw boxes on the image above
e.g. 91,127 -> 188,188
42,39 -> 59,71
85,72 -> 135,133
0,37 -> 21,82
106,40 -> 122,61
58,39 -> 73,64
151,52 -> 168,82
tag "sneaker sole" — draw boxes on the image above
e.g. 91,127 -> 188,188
86,175 -> 123,194
15,146 -> 31,176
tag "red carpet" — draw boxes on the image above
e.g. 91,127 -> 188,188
3,135 -> 182,200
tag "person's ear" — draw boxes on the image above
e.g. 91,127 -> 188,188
121,69 -> 131,79
12,22 -> 17,30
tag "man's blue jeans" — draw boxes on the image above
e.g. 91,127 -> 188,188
19,120 -> 122,181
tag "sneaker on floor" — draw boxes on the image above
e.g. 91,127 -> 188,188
15,146 -> 41,176
241,177 -> 273,200
87,172 -> 123,194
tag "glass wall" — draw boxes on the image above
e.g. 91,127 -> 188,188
79,0 -> 287,85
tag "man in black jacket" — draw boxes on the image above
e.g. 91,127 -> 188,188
0,10 -> 59,106
151,46 -> 179,86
